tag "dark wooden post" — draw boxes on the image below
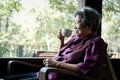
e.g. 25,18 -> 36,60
85,0 -> 102,36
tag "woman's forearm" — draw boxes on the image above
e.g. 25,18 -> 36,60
59,40 -> 64,49
44,57 -> 79,73
56,61 -> 79,73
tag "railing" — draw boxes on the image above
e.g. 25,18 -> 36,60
0,42 -> 58,57
0,42 -> 120,58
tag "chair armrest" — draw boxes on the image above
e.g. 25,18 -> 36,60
39,67 -> 95,80
8,60 -> 42,75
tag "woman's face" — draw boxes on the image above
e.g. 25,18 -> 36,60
74,15 -> 92,37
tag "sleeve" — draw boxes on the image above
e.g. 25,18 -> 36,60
76,38 -> 107,75
53,35 -> 76,59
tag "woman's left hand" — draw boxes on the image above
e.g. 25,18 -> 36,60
43,58 -> 57,67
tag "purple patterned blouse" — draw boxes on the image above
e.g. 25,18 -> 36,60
48,33 -> 108,80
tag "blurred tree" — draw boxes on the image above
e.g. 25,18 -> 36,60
1,0 -> 119,57
0,0 -> 22,31
0,0 -> 22,57
102,0 -> 120,53
33,0 -> 77,50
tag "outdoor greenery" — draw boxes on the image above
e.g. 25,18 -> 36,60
0,0 -> 120,57
102,0 -> 120,53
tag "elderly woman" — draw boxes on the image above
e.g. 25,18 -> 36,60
44,6 -> 108,80
4,6 -> 109,80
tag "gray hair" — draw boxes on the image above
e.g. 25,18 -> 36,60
74,6 -> 101,32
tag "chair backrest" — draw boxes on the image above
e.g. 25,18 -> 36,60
106,54 -> 117,80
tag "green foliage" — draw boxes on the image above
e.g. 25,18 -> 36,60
48,0 -> 77,13
0,0 -> 22,16
0,0 -> 76,57
0,0 -> 22,57
103,0 -> 120,13
32,1 -> 75,50
102,0 -> 120,52
0,0 -> 119,57
0,44 -> 9,57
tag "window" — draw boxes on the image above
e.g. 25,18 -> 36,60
0,0 -> 77,57
0,0 -> 119,58
102,0 -> 120,58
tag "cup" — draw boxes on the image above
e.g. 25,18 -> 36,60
61,28 -> 72,37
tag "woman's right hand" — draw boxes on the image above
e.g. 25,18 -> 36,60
57,29 -> 65,41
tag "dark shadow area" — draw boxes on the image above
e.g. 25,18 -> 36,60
0,58 -> 44,78
0,58 -> 120,79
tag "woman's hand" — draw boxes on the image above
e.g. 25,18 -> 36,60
57,29 -> 65,41
42,58 -> 57,67
57,29 -> 65,48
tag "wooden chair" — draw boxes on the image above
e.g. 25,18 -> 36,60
7,51 -> 57,75
39,54 -> 118,80
8,60 -> 42,75
39,67 -> 96,80
106,54 -> 117,80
